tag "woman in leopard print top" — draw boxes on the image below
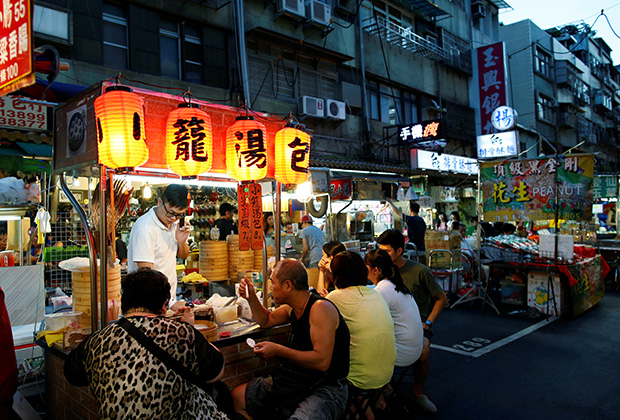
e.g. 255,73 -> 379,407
64,269 -> 228,420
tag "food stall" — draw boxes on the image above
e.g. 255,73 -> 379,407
39,80 -> 316,417
478,154 -> 606,318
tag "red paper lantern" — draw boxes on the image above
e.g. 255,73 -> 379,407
226,116 -> 268,181
166,103 -> 213,177
274,126 -> 311,185
94,86 -> 148,170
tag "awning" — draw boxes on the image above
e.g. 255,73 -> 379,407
310,158 -> 414,175
400,0 -> 450,18
487,0 -> 512,10
15,141 -> 53,158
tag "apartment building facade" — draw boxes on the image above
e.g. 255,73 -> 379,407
500,19 -> 620,172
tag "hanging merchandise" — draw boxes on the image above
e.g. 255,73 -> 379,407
274,125 -> 311,185
209,189 -> 219,204
166,103 -> 213,177
226,116 -> 268,181
94,86 -> 149,170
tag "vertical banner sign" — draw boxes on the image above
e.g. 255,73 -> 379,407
480,155 -> 594,222
249,183 -> 263,250
477,42 -> 507,135
237,184 -> 251,251
0,0 -> 34,97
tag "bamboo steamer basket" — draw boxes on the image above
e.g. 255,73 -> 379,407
227,235 -> 253,278
253,246 -> 275,271
72,265 -> 121,325
199,241 -> 229,281
194,320 -> 218,342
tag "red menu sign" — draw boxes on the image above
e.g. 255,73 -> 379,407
329,178 -> 352,200
477,42 -> 507,135
0,0 -> 34,97
248,183 -> 263,250
237,184 -> 251,251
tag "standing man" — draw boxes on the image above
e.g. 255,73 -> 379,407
299,214 -> 324,268
377,229 -> 447,415
231,259 -> 350,419
128,184 -> 190,306
213,202 -> 238,242
387,199 -> 426,256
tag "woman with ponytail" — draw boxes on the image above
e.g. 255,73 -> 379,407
364,249 -> 423,367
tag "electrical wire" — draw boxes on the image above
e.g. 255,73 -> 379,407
331,0 -> 365,29
602,12 -> 620,40
250,61 -> 273,108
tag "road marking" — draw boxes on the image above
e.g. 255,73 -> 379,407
431,316 -> 559,358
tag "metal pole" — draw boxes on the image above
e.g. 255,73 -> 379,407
60,173 -> 98,332
233,0 -> 250,105
99,167 -> 108,326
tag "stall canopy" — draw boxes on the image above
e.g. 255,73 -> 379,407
0,140 -> 52,174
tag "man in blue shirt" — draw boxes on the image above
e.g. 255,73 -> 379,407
299,214 -> 324,268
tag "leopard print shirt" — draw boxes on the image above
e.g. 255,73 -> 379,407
65,316 -> 228,420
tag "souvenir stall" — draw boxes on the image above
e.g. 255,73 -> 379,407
592,174 -> 620,290
40,81 -> 314,418
478,154 -> 606,318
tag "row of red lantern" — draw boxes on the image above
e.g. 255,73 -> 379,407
94,86 -> 311,184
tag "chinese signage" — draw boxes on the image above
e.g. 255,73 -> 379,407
0,94 -> 47,131
411,149 -> 478,175
399,119 -> 443,144
481,155 -> 594,222
491,106 -> 517,131
477,42 -> 507,135
238,184 -> 251,251
593,175 -> 618,199
477,131 -> 519,159
330,178 -> 352,200
248,183 -> 263,251
0,0 -> 34,97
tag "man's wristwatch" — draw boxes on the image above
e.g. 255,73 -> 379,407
425,319 -> 433,327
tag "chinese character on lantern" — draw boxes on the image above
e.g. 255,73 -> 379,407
226,116 -> 268,181
275,125 -> 311,185
166,103 -> 213,177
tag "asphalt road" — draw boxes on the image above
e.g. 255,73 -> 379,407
409,290 -> 620,420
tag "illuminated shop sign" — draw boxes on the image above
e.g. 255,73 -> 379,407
399,119 -> 443,144
411,149 -> 478,175
477,131 -> 519,159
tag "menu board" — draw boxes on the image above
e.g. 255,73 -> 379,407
249,183 -> 263,250
237,184 -> 251,251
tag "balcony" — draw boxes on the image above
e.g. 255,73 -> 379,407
362,15 -> 449,63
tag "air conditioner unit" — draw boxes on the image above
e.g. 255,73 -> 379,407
277,0 -> 305,19
472,2 -> 487,19
299,95 -> 324,117
306,0 -> 331,26
325,99 -> 346,120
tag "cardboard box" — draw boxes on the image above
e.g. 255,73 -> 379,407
528,272 -> 563,316
425,231 -> 461,267
539,234 -> 574,260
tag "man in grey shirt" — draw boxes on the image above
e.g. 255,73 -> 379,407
299,215 -> 324,268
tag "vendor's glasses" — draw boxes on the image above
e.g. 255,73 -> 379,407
161,201 -> 186,219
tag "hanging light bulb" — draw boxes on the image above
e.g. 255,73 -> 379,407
74,177 -> 81,187
143,183 -> 152,199
295,181 -> 313,203
89,180 -> 96,190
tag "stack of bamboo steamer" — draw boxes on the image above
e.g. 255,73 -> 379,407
253,245 -> 275,273
227,235 -> 253,280
72,265 -> 121,326
199,241 -> 228,281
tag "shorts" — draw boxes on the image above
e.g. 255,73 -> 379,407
245,376 -> 348,420
423,328 -> 434,340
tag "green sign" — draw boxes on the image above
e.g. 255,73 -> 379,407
593,175 -> 617,199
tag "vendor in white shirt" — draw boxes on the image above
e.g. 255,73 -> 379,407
127,184 -> 190,306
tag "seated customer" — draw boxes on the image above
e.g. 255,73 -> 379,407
64,269 -> 228,420
316,240 -> 347,296
364,249 -> 423,369
232,259 -> 350,420
327,251 -> 396,391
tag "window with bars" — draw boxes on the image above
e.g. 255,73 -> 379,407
103,3 -> 128,69
534,47 -> 551,78
247,55 -> 296,101
536,93 -> 555,122
368,81 -> 417,125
